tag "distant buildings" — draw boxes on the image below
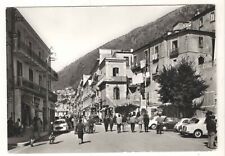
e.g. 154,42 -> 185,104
6,8 -> 58,130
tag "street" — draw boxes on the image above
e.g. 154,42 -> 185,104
9,124 -> 212,153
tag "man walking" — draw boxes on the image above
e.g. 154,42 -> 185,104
143,113 -> 149,132
156,114 -> 164,134
75,119 -> 85,144
130,112 -> 136,132
103,115 -> 110,132
116,114 -> 122,133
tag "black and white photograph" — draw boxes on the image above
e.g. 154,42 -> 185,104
1,0 -> 224,155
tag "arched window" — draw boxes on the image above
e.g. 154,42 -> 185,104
113,87 -> 120,100
198,56 -> 204,65
113,67 -> 119,76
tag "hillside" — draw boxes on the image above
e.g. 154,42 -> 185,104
52,4 -> 214,90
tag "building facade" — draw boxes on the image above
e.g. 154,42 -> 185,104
131,6 -> 216,116
6,8 -> 58,130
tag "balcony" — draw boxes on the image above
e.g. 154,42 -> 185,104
169,48 -> 179,59
97,76 -> 127,86
16,77 -> 57,102
16,41 -> 58,80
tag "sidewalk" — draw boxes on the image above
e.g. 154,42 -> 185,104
8,127 -> 49,150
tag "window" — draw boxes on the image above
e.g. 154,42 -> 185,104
38,51 -> 42,59
210,12 -> 215,22
124,57 -> 129,66
145,49 -> 150,65
199,37 -> 203,48
198,56 -> 204,65
29,68 -> 33,82
17,61 -> 23,76
113,87 -> 120,100
199,17 -> 203,28
28,42 -> 32,55
133,55 -> 137,66
154,46 -> 159,54
113,67 -> 119,76
17,31 -> 21,48
39,74 -> 42,86
172,40 -> 178,51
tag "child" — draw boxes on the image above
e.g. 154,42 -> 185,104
49,132 -> 55,144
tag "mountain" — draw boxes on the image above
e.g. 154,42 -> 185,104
52,4 -> 214,90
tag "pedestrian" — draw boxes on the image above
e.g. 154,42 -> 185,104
116,114 -> 122,133
122,115 -> 127,132
205,111 -> 217,149
7,117 -> 14,137
109,115 -> 114,131
136,112 -> 143,133
129,112 -> 136,132
30,116 -> 38,147
73,116 -> 78,134
103,115 -> 110,132
15,118 -> 22,136
156,114 -> 164,134
75,119 -> 85,144
49,132 -> 55,144
143,113 -> 150,132
89,116 -> 95,133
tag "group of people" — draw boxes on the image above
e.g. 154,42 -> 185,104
7,117 -> 24,137
103,112 -> 150,133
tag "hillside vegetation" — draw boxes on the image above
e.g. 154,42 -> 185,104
52,4 -> 213,90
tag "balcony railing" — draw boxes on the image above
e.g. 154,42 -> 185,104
16,77 -> 57,102
18,41 -> 58,80
169,48 -> 179,59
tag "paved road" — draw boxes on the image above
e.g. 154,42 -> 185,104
9,124 -> 212,153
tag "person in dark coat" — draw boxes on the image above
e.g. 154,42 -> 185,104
109,115 -> 114,131
143,113 -> 150,132
75,119 -> 85,144
205,111 -> 217,149
103,115 -> 110,132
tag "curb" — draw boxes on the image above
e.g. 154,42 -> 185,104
17,141 -> 30,147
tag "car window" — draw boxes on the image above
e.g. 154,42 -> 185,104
183,119 -> 189,123
189,118 -> 199,124
54,120 -> 66,124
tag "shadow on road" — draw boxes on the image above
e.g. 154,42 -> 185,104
81,140 -> 91,144
33,142 -> 47,147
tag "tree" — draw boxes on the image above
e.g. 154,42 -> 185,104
156,58 -> 208,118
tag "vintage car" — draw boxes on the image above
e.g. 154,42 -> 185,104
53,119 -> 69,132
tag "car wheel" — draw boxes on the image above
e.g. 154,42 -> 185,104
194,130 -> 202,138
151,124 -> 157,130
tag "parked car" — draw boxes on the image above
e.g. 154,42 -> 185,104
53,119 -> 69,132
179,117 -> 198,135
174,118 -> 190,132
181,117 -> 207,138
162,117 -> 179,131
149,115 -> 166,130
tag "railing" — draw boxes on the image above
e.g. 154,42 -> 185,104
16,77 -> 58,102
169,48 -> 179,59
107,76 -> 127,82
18,41 -> 58,80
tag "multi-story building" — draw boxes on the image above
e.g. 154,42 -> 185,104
6,8 -> 58,130
131,6 -> 216,116
95,49 -> 133,117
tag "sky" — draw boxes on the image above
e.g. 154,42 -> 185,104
18,5 -> 182,72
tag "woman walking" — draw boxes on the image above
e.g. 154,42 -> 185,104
75,119 -> 85,144
143,113 -> 150,132
136,112 -> 143,133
